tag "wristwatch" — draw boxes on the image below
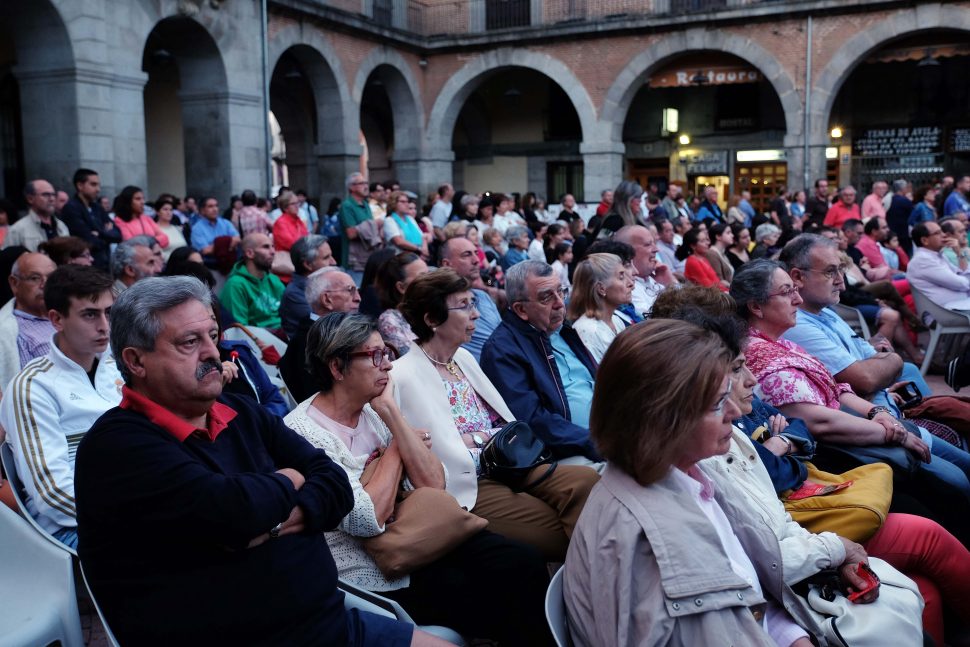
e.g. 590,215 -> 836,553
471,433 -> 485,449
867,405 -> 892,420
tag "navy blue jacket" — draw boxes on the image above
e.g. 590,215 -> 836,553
75,393 -> 353,646
219,339 -> 289,418
480,309 -> 601,461
736,395 -> 815,493
60,194 -> 122,271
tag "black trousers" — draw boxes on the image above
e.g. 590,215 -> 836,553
382,529 -> 554,646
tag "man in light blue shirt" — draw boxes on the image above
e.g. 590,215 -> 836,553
190,197 -> 240,266
944,176 -> 970,217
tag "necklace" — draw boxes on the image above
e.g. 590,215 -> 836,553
419,345 -> 460,377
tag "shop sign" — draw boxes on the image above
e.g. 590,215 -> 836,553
852,126 -> 941,157
948,127 -> 970,153
681,150 -> 728,175
649,66 -> 761,88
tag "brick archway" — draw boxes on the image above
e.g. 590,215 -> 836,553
599,28 -> 803,144
425,48 -> 597,157
353,49 -> 424,161
812,3 -> 970,144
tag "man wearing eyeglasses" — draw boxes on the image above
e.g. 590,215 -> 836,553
614,224 -> 677,318
908,220 -> 970,311
2,179 -> 69,252
781,233 -> 932,422
480,260 -> 602,465
337,172 -> 376,281
0,252 -> 58,389
279,267 -> 361,402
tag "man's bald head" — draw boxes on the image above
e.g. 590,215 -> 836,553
242,233 -> 274,274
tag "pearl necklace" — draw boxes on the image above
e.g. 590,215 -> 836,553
419,345 -> 460,377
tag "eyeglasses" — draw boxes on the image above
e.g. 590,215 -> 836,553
798,265 -> 847,280
767,285 -> 800,300
447,297 -> 478,313
324,285 -> 359,297
713,379 -> 734,414
349,347 -> 396,367
523,286 -> 567,306
14,273 -> 48,285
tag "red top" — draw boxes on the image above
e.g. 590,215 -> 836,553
685,254 -> 728,292
119,385 -> 237,443
823,202 -> 862,228
272,213 -> 308,252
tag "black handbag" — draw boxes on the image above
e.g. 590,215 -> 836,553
479,420 -> 557,492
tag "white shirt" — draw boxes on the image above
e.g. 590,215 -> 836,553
907,246 -> 970,310
429,199 -> 452,229
631,275 -> 663,318
572,315 -> 627,363
528,238 -> 546,262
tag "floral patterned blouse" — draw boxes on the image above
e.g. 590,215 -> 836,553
443,375 -> 503,475
378,308 -> 417,357
745,328 -> 855,410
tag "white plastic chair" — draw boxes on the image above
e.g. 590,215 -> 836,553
337,578 -> 466,645
909,285 -> 970,375
830,303 -> 870,340
78,562 -> 121,647
1,441 -> 76,556
0,497 -> 84,647
545,566 -> 572,647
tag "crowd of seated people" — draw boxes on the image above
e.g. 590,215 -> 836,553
5,170 -> 970,645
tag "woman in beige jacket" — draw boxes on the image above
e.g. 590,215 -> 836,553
563,319 -> 821,647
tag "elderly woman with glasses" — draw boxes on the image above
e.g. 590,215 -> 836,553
284,312 -> 553,645
731,260 -> 970,540
564,319 -> 820,646
391,269 -> 599,561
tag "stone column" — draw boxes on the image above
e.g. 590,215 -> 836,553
396,149 -> 455,197
580,141 -> 625,203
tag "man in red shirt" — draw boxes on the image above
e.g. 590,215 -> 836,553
595,189 -> 613,217
823,185 -> 862,229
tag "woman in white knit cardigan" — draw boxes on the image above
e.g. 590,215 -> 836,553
284,312 -> 552,646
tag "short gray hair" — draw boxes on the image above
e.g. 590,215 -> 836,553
780,233 -> 836,270
754,223 -> 781,243
505,260 -> 553,304
892,178 -> 908,193
305,266 -> 346,311
345,172 -> 364,191
305,312 -> 378,394
110,276 -> 212,383
460,194 -> 479,208
505,225 -> 529,242
730,259 -> 786,320
110,235 -> 157,279
290,234 -> 329,276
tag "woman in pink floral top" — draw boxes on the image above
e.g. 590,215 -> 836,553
732,259 -> 930,460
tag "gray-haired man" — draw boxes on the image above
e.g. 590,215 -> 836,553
74,276 -> 430,647
280,234 -> 337,339
110,235 -> 162,295
338,172 -> 374,281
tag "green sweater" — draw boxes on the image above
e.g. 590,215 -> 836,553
220,263 -> 285,328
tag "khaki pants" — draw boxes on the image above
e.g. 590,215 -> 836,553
472,464 -> 599,561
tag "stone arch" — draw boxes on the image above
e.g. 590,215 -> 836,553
426,48 -> 598,155
268,25 -> 357,150
1,0 -> 78,193
600,29 -> 803,144
143,14 -> 231,200
353,49 -> 424,160
812,3 -> 970,143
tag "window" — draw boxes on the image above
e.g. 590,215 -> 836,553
486,0 -> 530,30
548,162 -> 584,203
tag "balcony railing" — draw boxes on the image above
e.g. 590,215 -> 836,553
394,0 -> 766,36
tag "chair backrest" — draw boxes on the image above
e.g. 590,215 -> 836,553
829,303 -> 870,340
910,285 -> 970,328
337,578 -> 414,623
0,441 -> 76,555
0,497 -> 84,647
78,562 -> 122,647
545,566 -> 571,647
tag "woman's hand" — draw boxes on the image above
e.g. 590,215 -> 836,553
872,411 -> 901,441
369,374 -> 398,419
768,413 -> 788,435
838,538 -> 879,604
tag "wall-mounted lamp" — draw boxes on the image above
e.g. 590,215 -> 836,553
661,108 -> 679,136
830,126 -> 843,139
418,58 -> 428,68
679,134 -> 691,146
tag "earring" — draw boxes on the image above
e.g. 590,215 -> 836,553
432,327 -> 437,333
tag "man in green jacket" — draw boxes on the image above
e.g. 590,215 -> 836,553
220,233 -> 285,330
